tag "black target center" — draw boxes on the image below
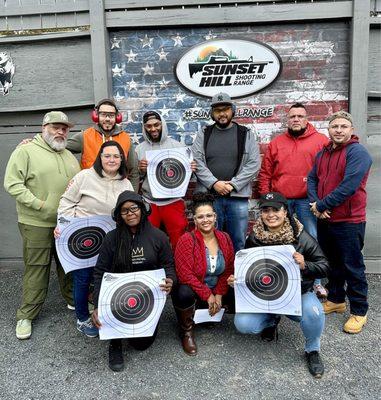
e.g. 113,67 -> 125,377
111,282 -> 154,324
245,258 -> 288,301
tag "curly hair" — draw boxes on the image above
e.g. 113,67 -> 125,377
191,192 -> 216,215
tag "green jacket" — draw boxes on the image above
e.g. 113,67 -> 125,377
4,134 -> 80,227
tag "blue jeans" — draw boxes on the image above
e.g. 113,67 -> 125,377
214,197 -> 249,253
288,198 -> 320,286
72,267 -> 94,322
317,221 -> 368,315
234,291 -> 325,352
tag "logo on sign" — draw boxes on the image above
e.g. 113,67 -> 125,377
174,39 -> 282,99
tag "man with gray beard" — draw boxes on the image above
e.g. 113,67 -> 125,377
4,111 -> 80,340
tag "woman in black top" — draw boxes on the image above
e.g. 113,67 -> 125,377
92,191 -> 176,372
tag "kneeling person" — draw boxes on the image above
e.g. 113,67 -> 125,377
228,192 -> 329,378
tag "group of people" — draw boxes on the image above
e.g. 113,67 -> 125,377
3,92 -> 372,378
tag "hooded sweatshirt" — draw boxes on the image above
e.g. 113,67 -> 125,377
307,135 -> 372,223
135,115 -> 186,206
258,122 -> 329,198
4,134 -> 80,227
58,167 -> 133,218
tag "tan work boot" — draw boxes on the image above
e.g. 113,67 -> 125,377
343,314 -> 367,334
323,300 -> 346,314
16,319 -> 32,339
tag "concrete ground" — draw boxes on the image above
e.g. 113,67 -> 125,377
0,266 -> 379,400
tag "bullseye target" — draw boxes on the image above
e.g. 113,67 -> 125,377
146,148 -> 192,198
56,215 -> 115,273
98,269 -> 167,340
234,245 -> 302,316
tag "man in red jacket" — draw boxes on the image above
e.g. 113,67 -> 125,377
308,111 -> 372,334
258,103 -> 329,297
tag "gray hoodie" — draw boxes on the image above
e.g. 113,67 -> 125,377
135,115 -> 185,205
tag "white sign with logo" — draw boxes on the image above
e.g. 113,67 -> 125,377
174,39 -> 282,99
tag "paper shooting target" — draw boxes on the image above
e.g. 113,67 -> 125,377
98,269 -> 167,340
234,245 -> 302,316
146,148 -> 192,198
56,215 -> 115,273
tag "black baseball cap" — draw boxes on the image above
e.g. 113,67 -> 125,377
143,111 -> 161,123
259,192 -> 288,210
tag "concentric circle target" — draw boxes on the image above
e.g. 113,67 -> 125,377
110,281 -> 154,324
56,215 -> 115,273
245,258 -> 288,301
234,246 -> 301,315
146,149 -> 192,199
155,158 -> 186,189
67,226 -> 105,259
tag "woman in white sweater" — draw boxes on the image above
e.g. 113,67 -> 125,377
57,140 -> 133,337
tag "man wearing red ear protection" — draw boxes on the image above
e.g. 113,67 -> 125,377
66,98 -> 139,191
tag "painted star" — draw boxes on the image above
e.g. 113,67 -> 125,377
131,132 -> 140,145
110,37 -> 121,49
156,48 -> 169,61
140,34 -> 154,48
157,76 -> 171,89
114,91 -> 124,102
159,104 -> 170,117
176,118 -> 186,131
175,90 -> 186,103
126,78 -> 138,91
172,34 -> 185,47
112,64 -> 123,77
204,31 -> 217,41
142,63 -> 154,75
125,49 -> 138,62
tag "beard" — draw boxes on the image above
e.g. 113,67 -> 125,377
287,127 -> 307,137
42,130 -> 67,151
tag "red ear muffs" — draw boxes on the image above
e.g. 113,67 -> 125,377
91,110 -> 122,124
115,112 -> 123,124
91,109 -> 99,123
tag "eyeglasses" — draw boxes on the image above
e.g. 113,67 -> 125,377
120,205 -> 140,215
194,213 -> 215,221
101,154 -> 121,160
329,124 -> 352,130
99,112 -> 116,119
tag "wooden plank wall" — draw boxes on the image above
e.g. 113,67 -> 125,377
0,0 -> 380,270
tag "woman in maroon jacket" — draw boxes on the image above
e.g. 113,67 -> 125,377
173,193 -> 234,356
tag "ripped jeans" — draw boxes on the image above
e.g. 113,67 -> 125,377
234,291 -> 325,352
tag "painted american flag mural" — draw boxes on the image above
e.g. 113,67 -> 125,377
110,23 -> 349,146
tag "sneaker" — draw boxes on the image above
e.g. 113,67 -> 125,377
109,340 -> 124,372
67,304 -> 75,310
76,318 -> 98,338
16,319 -> 32,340
313,284 -> 328,300
261,316 -> 281,342
305,351 -> 324,378
343,314 -> 367,334
323,300 -> 346,314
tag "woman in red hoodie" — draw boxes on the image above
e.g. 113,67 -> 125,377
174,193 -> 234,356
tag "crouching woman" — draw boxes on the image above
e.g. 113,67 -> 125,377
228,192 -> 329,378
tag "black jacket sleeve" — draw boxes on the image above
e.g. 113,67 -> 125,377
93,231 -> 116,308
297,231 -> 330,280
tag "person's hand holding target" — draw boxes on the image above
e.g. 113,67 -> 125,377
159,277 -> 173,294
293,252 -> 305,270
92,308 -> 102,329
138,159 -> 148,173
